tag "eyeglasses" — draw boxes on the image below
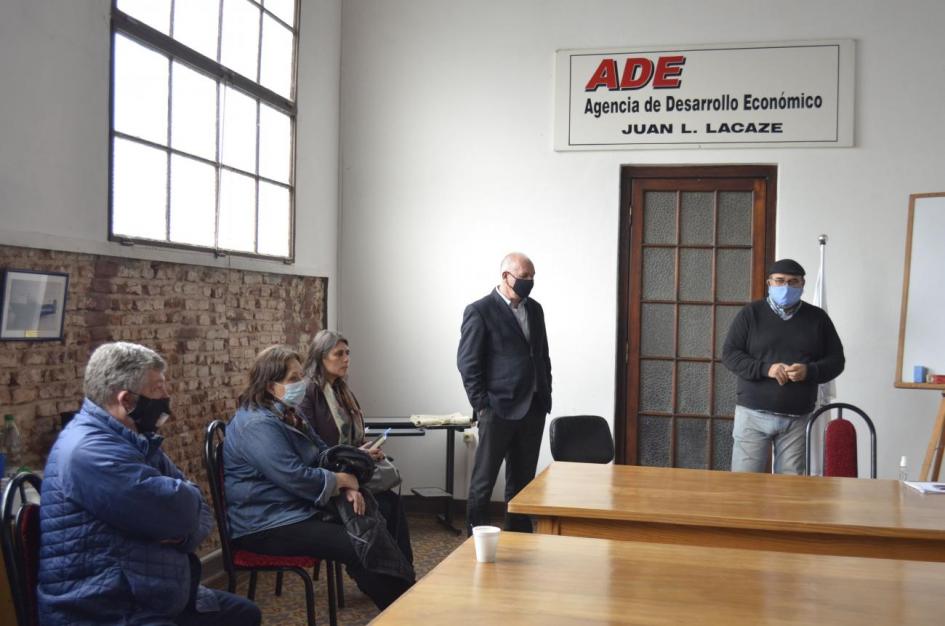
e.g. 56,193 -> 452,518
768,277 -> 803,287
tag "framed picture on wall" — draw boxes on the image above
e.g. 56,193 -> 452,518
0,269 -> 69,341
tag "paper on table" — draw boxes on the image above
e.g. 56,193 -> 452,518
409,413 -> 472,427
903,481 -> 945,494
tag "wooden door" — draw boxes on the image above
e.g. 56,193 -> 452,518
615,165 -> 776,467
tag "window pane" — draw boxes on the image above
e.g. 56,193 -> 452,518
642,248 -> 675,300
257,182 -> 290,256
221,0 -> 261,80
171,62 -> 217,160
676,418 -> 708,469
643,191 -> 676,244
260,15 -> 293,98
169,155 -> 216,247
113,35 -> 168,145
172,0 -> 220,61
117,0 -> 171,35
641,303 -> 674,358
264,0 -> 296,28
112,138 -> 167,240
219,170 -> 256,252
221,87 -> 257,173
639,416 -> 671,467
680,192 -> 714,245
259,104 -> 291,183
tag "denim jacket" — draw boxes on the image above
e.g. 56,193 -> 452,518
224,403 -> 338,538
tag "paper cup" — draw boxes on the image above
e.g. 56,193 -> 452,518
472,525 -> 501,563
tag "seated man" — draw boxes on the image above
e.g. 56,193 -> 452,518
37,341 -> 261,626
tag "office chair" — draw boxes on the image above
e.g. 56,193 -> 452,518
1,471 -> 43,626
805,403 -> 877,478
549,416 -> 615,463
204,420 -> 339,626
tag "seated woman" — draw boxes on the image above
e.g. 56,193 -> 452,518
299,330 -> 413,563
223,345 -> 410,610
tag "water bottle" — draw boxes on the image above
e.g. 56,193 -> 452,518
2,414 -> 22,476
898,455 -> 909,482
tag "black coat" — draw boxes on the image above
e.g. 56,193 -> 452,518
457,289 -> 552,420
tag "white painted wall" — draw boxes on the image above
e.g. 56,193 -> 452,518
3,0 -> 944,502
339,0 -> 945,498
0,0 -> 342,325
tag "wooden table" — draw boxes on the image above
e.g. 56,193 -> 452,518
372,532 -> 945,625
507,462 -> 945,562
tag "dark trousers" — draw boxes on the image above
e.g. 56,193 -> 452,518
173,590 -> 261,626
466,398 -> 546,534
374,489 -> 413,564
234,517 -> 410,610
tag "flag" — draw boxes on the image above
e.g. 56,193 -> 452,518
813,236 -> 836,407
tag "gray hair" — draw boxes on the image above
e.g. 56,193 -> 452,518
84,342 -> 166,407
304,329 -> 348,385
500,252 -> 534,275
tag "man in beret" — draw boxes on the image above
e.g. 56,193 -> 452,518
722,259 -> 845,474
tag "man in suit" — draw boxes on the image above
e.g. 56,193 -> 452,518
458,252 -> 552,533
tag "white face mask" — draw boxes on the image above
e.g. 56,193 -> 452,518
279,380 -> 307,407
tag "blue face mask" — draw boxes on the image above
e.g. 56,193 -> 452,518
768,285 -> 803,308
279,380 -> 307,407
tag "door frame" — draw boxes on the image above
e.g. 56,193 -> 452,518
614,164 -> 778,465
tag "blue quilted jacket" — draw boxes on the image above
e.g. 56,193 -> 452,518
37,399 -> 214,625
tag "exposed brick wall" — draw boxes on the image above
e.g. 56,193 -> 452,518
0,244 -> 326,552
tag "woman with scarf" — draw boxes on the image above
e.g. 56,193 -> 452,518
299,330 -> 414,563
223,344 -> 411,610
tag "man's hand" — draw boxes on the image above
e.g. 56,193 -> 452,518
786,363 -> 808,382
768,363 -> 790,385
344,488 -> 365,516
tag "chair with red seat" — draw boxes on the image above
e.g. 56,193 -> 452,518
805,402 -> 877,478
204,420 -> 338,626
1,471 -> 43,626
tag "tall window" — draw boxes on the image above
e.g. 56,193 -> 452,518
110,0 -> 299,260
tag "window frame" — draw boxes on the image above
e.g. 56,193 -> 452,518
108,0 -> 300,262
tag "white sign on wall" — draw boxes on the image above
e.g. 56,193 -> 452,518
555,40 -> 855,150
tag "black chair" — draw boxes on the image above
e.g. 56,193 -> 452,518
1,472 -> 43,626
204,420 -> 339,626
549,416 -> 615,463
805,403 -> 877,478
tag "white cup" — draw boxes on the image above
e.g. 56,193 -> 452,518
472,525 -> 501,563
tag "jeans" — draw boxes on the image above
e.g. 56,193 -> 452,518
730,405 -> 809,475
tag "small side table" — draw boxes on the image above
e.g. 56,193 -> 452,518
365,419 -> 466,535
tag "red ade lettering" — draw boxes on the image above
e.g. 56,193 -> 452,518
584,55 -> 686,91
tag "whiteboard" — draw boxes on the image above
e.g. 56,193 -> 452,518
896,193 -> 945,389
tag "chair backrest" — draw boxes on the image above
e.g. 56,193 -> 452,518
549,416 -> 615,463
805,403 -> 877,478
204,420 -> 236,575
1,472 -> 43,626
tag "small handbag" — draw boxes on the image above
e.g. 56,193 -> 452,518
364,457 -> 402,493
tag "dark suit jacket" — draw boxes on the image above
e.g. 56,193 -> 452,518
457,290 -> 552,420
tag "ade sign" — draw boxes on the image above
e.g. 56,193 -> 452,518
555,40 -> 854,150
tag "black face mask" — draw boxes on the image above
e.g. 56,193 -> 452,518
511,277 -> 534,299
128,394 -> 171,434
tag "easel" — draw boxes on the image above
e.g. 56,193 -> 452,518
920,394 -> 945,481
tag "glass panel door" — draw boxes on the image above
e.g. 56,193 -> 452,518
617,167 -> 775,468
